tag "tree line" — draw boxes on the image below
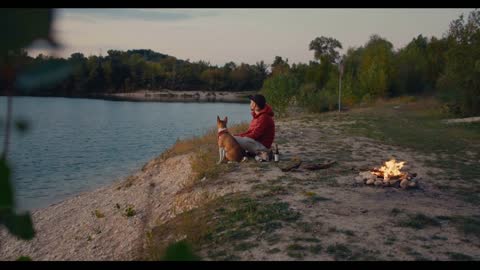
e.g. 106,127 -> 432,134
1,49 -> 269,96
261,9 -> 480,117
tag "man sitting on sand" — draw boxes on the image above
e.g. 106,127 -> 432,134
234,94 -> 275,157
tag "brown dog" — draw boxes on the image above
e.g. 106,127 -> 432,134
217,116 -> 245,164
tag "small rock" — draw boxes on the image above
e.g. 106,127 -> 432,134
361,172 -> 373,179
389,179 -> 399,185
355,179 -> 365,185
374,180 -> 383,186
366,179 -> 375,185
400,179 -> 409,189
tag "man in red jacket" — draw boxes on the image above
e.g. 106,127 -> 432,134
234,94 -> 275,156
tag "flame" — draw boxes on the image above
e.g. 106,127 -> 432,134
371,159 -> 405,180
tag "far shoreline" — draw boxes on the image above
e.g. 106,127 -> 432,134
2,89 -> 257,104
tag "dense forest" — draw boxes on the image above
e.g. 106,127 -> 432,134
1,9 -> 479,117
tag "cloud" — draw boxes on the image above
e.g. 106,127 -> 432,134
57,8 -> 218,22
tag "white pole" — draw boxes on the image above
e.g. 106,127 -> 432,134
338,67 -> 342,112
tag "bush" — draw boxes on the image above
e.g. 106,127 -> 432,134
260,73 -> 299,117
297,70 -> 340,113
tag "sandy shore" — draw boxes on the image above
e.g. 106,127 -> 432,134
94,90 -> 255,103
0,153 -> 198,260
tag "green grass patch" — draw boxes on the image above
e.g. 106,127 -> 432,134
293,237 -> 321,243
446,252 -> 474,261
233,242 -> 259,251
404,248 -> 429,261
338,229 -> 355,236
309,244 -> 323,254
301,194 -> 331,205
265,234 -> 282,245
124,205 -> 136,217
390,208 -> 404,216
396,213 -> 441,229
430,235 -> 448,241
146,193 -> 300,260
326,243 -> 380,261
448,216 -> 480,239
266,248 -> 281,254
161,240 -> 201,261
260,185 -> 289,197
297,222 -> 315,233
319,175 -> 341,187
287,251 -> 305,259
287,244 -> 307,251
207,249 -> 228,259
223,254 -> 241,261
384,236 -> 396,246
328,226 -> 337,233
326,244 -> 353,260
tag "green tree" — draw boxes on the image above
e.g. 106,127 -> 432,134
438,9 -> 480,116
200,68 -> 224,91
271,56 -> 290,76
309,36 -> 343,64
357,35 -> 395,100
391,35 -> 430,96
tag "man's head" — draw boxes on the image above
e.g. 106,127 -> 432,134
248,94 -> 266,112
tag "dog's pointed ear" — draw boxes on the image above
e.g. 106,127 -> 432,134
224,116 -> 228,123
217,115 -> 220,122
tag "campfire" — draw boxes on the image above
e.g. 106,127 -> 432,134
355,159 -> 419,189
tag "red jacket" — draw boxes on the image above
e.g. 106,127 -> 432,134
236,104 -> 275,149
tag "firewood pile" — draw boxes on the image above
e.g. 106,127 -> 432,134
354,159 -> 420,189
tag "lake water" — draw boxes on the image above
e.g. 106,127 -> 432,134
0,97 -> 251,211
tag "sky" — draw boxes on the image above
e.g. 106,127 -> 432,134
27,8 -> 475,66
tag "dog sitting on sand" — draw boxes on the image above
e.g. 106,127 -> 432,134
217,116 -> 246,164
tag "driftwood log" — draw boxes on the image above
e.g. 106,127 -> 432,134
280,157 -> 302,172
302,160 -> 337,171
